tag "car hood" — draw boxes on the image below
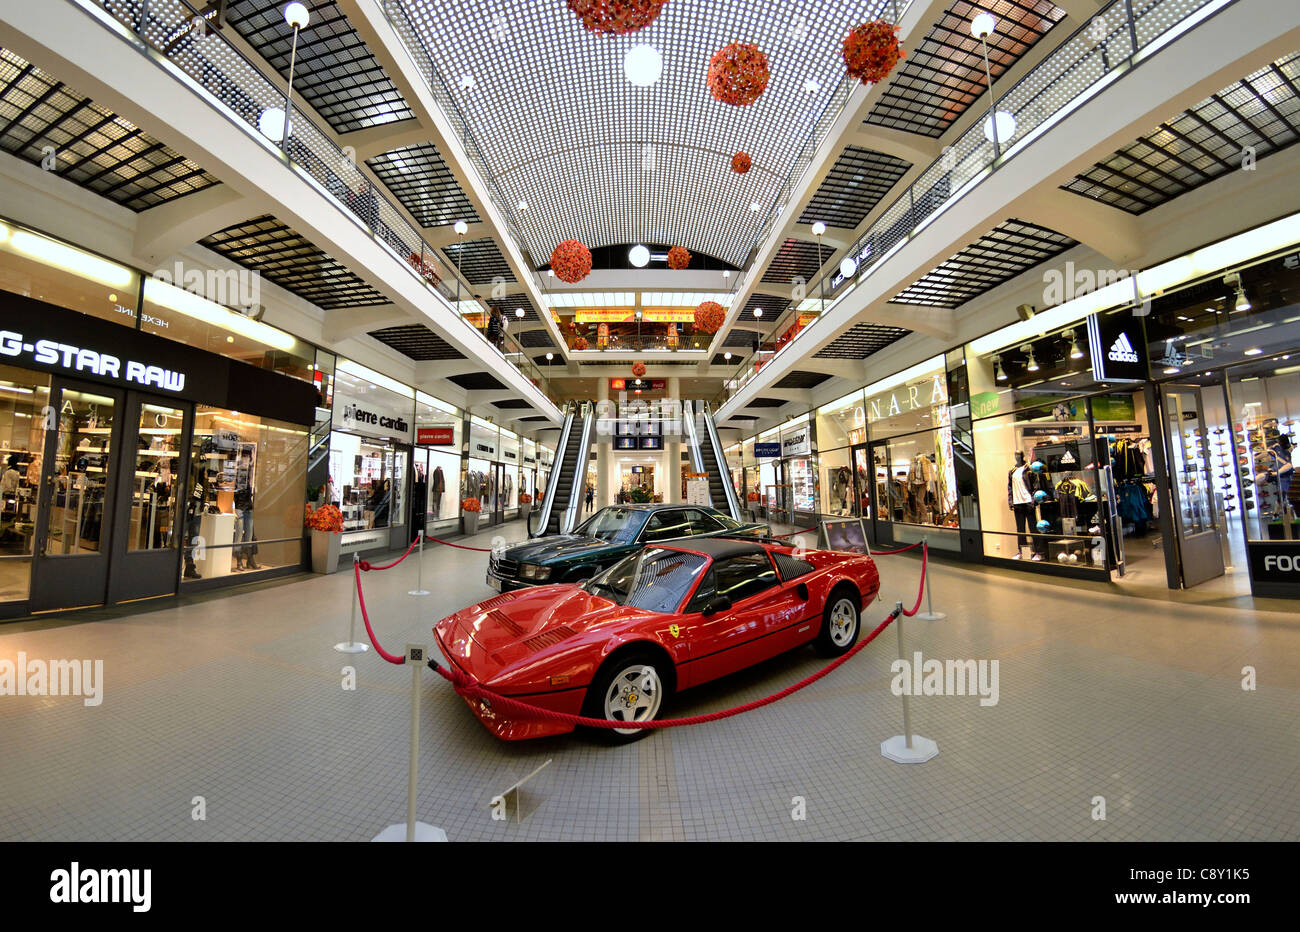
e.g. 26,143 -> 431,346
500,534 -> 619,564
436,585 -> 649,686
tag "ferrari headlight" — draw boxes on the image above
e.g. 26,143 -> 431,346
520,563 -> 551,580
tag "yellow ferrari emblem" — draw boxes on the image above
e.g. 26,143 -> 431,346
669,624 -> 680,638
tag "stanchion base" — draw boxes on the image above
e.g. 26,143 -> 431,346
372,822 -> 448,842
408,589 -> 431,596
334,642 -> 370,653
881,734 -> 939,764
914,611 -> 947,621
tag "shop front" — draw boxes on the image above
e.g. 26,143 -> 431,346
0,292 -> 316,617
412,392 -> 462,541
327,360 -> 412,556
465,416 -> 513,526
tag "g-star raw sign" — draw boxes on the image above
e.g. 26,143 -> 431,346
0,331 -> 186,392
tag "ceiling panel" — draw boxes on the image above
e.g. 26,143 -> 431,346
889,218 -> 1076,308
0,48 -> 220,210
367,324 -> 465,361
448,371 -> 507,391
443,237 -> 515,285
745,397 -> 788,408
201,215 -> 389,309
761,239 -> 829,285
487,294 -> 539,322
1061,51 -> 1300,214
519,329 -> 558,348
813,322 -> 911,359
773,369 -> 832,389
395,0 -> 897,267
223,0 -> 414,134
367,144 -> 481,228
798,146 -> 911,228
865,0 -> 1066,138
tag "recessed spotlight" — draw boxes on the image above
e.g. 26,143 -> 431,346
1244,347 -> 1262,355
226,335 -> 235,343
624,44 -> 662,86
629,244 -> 650,268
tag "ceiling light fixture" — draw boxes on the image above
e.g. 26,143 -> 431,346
839,257 -> 857,279
983,110 -> 1016,145
1235,285 -> 1251,312
1244,347 -> 1262,355
993,355 -> 1007,381
754,308 -> 763,318
517,200 -> 528,211
545,352 -> 554,361
514,307 -> 524,318
970,12 -> 996,38
811,221 -> 826,236
257,107 -> 286,142
724,352 -> 732,360
629,244 -> 650,267
803,78 -> 820,94
1021,344 -> 1039,372
1067,329 -> 1083,359
750,201 -> 762,212
453,220 -> 468,235
459,74 -> 475,90
624,44 -> 663,86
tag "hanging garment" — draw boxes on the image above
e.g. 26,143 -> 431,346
1008,466 -> 1033,507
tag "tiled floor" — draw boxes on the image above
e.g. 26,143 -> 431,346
1,520 -> 1297,841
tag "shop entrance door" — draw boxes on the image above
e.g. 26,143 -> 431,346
1161,384 -> 1226,588
28,379 -> 124,612
490,462 -> 505,526
851,444 -> 871,519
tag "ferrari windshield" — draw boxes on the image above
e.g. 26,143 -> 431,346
586,547 -> 708,614
576,507 -> 647,544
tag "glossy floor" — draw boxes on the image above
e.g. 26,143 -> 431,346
0,522 -> 1296,841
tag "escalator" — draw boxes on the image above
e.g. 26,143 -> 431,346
531,403 -> 595,537
684,400 -> 744,521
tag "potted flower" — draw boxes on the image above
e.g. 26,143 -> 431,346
747,490 -> 762,515
462,497 -> 482,535
519,492 -> 532,511
304,503 -> 344,574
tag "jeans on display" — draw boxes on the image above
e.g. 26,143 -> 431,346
1012,502 -> 1035,551
234,508 -> 255,559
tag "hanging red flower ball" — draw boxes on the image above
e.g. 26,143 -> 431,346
631,361 -> 647,378
730,151 -> 752,174
693,300 -> 725,334
707,42 -> 770,107
666,245 -> 691,270
566,0 -> 666,35
572,335 -> 590,351
842,21 -> 904,85
550,239 -> 593,284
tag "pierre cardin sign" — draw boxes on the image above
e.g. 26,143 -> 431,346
332,384 -> 414,442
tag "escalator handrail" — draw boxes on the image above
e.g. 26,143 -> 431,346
533,405 -> 574,537
701,401 -> 744,521
682,400 -> 707,477
559,404 -> 595,535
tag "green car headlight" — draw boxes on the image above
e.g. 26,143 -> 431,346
520,563 -> 551,580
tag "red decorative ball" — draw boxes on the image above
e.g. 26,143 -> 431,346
666,245 -> 691,270
566,0 -> 666,35
730,151 -> 752,174
693,300 -> 725,334
842,21 -> 904,85
550,239 -> 593,284
631,361 -> 647,377
572,335 -> 590,351
707,43 -> 770,107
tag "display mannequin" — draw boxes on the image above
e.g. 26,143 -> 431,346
1008,452 -> 1033,558
431,464 -> 445,518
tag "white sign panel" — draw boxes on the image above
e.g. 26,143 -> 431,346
332,385 -> 414,443
781,425 -> 812,458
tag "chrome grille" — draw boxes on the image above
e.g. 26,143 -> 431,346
491,555 -> 519,577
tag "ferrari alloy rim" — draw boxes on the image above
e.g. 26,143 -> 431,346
829,598 -> 857,646
603,663 -> 662,734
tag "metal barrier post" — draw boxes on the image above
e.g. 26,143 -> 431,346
914,539 -> 947,621
372,645 -> 447,842
881,602 -> 939,764
334,554 -> 369,653
408,529 -> 430,596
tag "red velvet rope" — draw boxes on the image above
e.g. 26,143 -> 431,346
353,560 -> 407,665
871,541 -> 925,556
423,535 -> 493,553
356,539 -> 419,572
899,543 -> 929,617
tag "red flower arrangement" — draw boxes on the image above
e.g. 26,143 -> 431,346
730,151 -> 752,174
842,21 -> 904,85
550,239 -> 593,283
304,503 -> 343,533
462,497 -> 482,513
519,493 -> 532,504
707,42 -> 770,107
572,335 -> 590,351
406,251 -> 441,287
566,0 -> 666,35
747,491 -> 761,502
693,300 -> 725,334
631,361 -> 647,377
666,245 -> 690,270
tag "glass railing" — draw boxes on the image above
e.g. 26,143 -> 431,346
77,0 -> 557,408
712,0 -> 1231,411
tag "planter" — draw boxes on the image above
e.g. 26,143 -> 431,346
310,529 -> 342,574
462,511 -> 481,536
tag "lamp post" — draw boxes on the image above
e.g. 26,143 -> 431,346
453,219 -> 468,306
970,12 -> 1002,158
811,221 -> 826,318
280,3 -> 310,147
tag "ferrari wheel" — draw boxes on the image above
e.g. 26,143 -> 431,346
815,589 -> 860,657
582,650 -> 667,743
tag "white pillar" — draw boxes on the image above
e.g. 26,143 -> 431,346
667,377 -> 683,505
596,376 -> 611,509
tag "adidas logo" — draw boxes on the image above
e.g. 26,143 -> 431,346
1108,333 -> 1139,363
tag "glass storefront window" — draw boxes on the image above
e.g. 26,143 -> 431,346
328,433 -> 398,531
815,390 -> 867,517
182,406 -> 308,581
0,366 -> 50,600
44,387 -> 116,556
414,392 -> 462,527
0,219 -> 140,327
129,402 -> 184,551
1226,366 -> 1300,542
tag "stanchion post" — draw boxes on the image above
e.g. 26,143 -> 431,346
881,601 -> 939,764
408,529 -> 430,596
914,538 -> 947,621
372,645 -> 447,842
334,553 -> 369,653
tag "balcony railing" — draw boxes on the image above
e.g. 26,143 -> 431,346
73,0 -> 557,406
712,0 -> 1233,411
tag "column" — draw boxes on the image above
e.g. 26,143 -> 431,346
596,376 -> 611,509
667,377 -> 682,505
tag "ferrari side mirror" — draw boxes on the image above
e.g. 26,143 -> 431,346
702,595 -> 732,616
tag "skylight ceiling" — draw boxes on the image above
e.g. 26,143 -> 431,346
400,0 -> 895,268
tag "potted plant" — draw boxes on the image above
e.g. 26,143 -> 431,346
519,492 -> 532,511
747,490 -> 761,515
304,503 -> 343,574
462,497 -> 482,535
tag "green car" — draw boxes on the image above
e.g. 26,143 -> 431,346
486,503 -> 768,592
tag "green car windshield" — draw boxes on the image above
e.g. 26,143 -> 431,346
576,507 -> 648,544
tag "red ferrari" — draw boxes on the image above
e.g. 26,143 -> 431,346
433,537 -> 880,742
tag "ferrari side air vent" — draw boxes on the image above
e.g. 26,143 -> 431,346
523,626 -> 576,652
774,553 -> 815,582
489,611 -> 525,637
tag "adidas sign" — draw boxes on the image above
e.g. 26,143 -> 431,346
1108,333 -> 1139,363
